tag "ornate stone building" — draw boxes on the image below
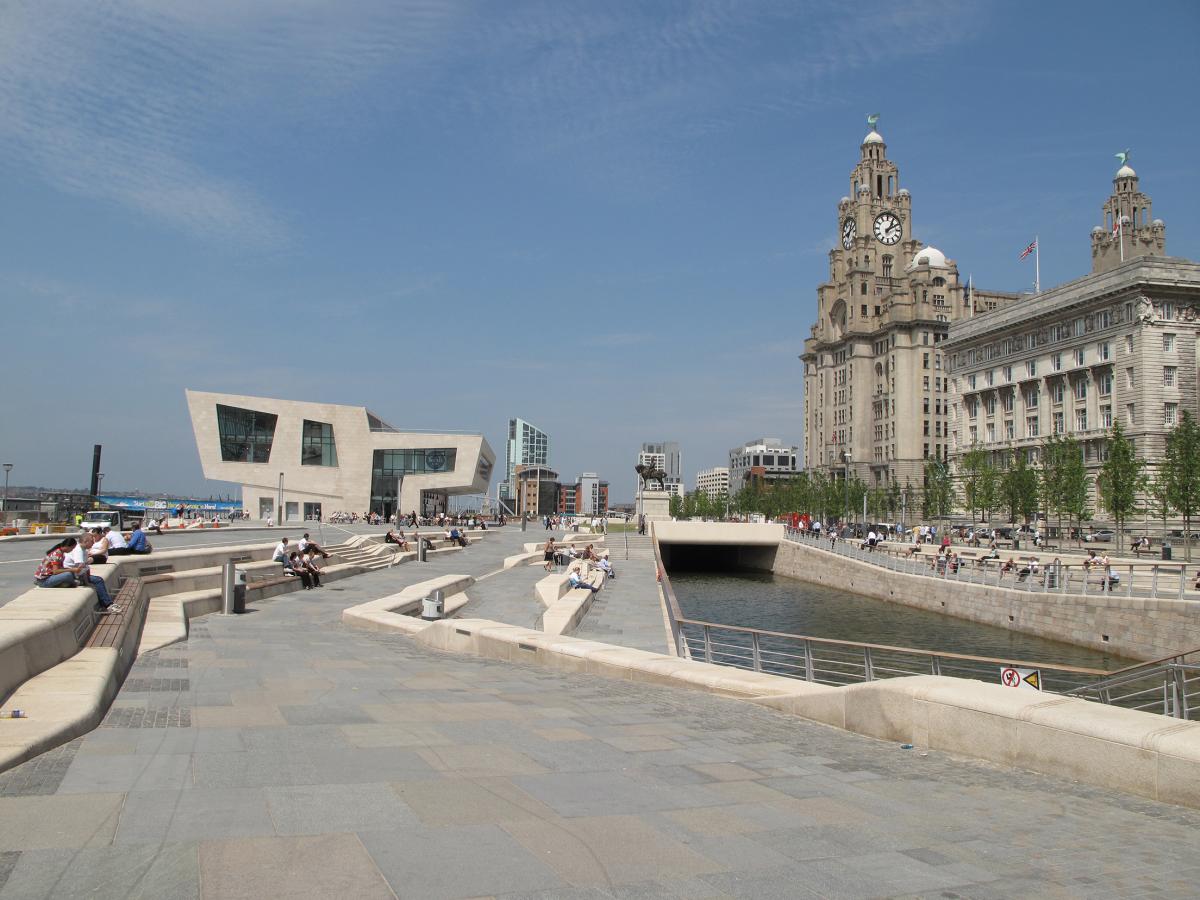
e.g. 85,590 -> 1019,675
801,120 -> 1016,488
945,160 -> 1200,501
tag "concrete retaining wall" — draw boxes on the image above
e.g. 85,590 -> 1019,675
773,539 -> 1200,661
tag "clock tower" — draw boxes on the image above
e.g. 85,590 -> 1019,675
801,117 -> 1016,490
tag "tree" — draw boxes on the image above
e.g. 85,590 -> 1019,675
960,446 -> 988,523
668,492 -> 683,519
1096,420 -> 1146,552
1042,435 -> 1089,546
922,460 -> 955,525
846,476 -> 868,523
1000,450 -> 1039,524
1162,411 -> 1200,561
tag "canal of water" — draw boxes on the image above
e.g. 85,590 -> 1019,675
669,570 -> 1133,671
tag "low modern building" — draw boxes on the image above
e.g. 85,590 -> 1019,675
556,473 -> 609,517
695,467 -> 730,501
186,390 -> 495,521
729,439 -> 799,492
513,464 -> 560,518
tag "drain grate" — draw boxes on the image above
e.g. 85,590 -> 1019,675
101,706 -> 192,728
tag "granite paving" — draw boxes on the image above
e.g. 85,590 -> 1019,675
0,527 -> 1198,897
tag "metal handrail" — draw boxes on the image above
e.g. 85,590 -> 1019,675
783,526 -> 1198,602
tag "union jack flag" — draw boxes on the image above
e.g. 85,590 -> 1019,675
1019,239 -> 1037,260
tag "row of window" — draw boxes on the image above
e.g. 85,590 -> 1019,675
217,405 -> 340,468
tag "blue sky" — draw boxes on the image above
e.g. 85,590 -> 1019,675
2,0 -> 1198,503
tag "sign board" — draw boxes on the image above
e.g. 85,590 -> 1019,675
999,666 -> 1041,691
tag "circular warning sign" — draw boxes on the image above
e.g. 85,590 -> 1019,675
1000,667 -> 1021,688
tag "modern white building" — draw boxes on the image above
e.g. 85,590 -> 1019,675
728,439 -> 799,492
638,441 -> 683,496
499,417 -> 550,505
186,390 -> 495,521
695,467 -> 730,501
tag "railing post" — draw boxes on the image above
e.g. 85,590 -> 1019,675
931,655 -> 942,676
703,625 -> 712,664
751,632 -> 762,672
1174,665 -> 1190,719
1126,565 -> 1133,598
1179,567 -> 1186,601
804,639 -> 815,682
863,646 -> 874,681
1151,565 -> 1159,599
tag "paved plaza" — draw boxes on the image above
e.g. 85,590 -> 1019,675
0,528 -> 1197,898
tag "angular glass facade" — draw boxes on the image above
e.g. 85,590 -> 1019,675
370,448 -> 457,517
216,404 -> 277,463
301,420 -> 338,467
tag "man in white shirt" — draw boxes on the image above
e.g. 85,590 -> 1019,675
273,538 -> 290,564
105,526 -> 130,556
63,538 -> 118,610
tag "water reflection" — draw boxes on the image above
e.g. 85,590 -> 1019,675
670,570 -> 1133,672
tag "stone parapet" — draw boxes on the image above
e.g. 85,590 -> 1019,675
773,539 -> 1200,660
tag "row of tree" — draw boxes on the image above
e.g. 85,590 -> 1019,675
668,413 -> 1200,558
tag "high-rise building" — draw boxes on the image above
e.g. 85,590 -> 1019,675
801,118 -> 1018,488
500,417 -> 550,504
947,159 -> 1198,501
637,441 -> 683,496
695,467 -> 730,501
557,473 -> 609,516
728,440 -> 799,492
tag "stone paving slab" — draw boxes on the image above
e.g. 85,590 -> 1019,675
0,528 -> 1198,898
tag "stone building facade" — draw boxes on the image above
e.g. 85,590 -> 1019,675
945,162 -> 1200,500
801,121 -> 1016,488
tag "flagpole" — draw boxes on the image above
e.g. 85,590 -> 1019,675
1035,235 -> 1040,294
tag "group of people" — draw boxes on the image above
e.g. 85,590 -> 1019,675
543,538 -> 616,584
271,534 -> 330,589
33,536 -> 119,612
542,515 -> 609,534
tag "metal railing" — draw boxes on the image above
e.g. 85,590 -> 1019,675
651,529 -> 1200,719
783,527 -> 1199,602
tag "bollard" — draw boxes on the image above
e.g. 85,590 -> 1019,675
221,561 -> 236,615
417,536 -> 427,562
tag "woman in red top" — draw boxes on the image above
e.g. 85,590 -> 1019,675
34,538 -> 79,589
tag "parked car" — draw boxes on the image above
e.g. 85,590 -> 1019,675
1083,529 -> 1115,543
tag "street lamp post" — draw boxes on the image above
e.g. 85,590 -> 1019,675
96,473 -> 104,497
2,463 -> 12,515
842,450 -> 851,526
278,473 -> 284,525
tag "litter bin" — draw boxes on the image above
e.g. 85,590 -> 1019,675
421,589 -> 445,620
1162,543 -> 1173,561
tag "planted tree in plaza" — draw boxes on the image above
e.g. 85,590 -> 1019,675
846,476 -> 868,524
960,445 -> 998,524
668,492 -> 683,519
1161,411 -> 1200,560
922,459 -> 955,527
1000,450 -> 1039,525
1096,421 -> 1146,551
1042,434 -> 1090,546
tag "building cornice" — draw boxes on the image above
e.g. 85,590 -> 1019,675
943,257 -> 1200,348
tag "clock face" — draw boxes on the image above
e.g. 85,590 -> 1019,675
873,212 -> 902,245
841,218 -> 856,250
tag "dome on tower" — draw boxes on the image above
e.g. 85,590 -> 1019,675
897,188 -> 910,197
1116,163 -> 1136,178
1092,226 -> 1104,235
840,196 -> 850,206
907,246 -> 948,269
857,184 -> 870,195
1153,218 -> 1164,227
863,129 -> 884,145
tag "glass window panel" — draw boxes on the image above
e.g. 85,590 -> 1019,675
301,420 -> 338,466
216,404 -> 277,463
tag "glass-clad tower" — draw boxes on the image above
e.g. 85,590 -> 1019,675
500,417 -> 550,503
